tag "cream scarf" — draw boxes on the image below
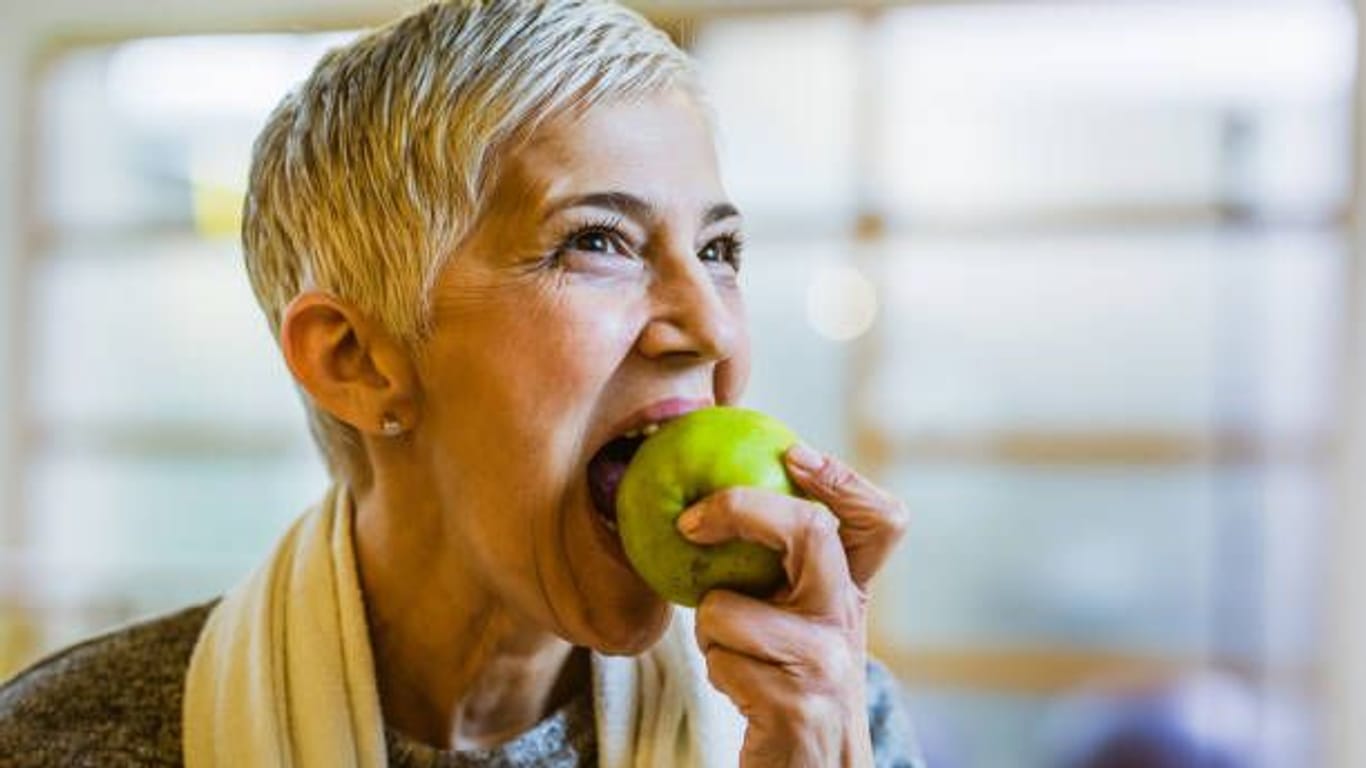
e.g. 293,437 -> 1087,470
182,485 -> 744,767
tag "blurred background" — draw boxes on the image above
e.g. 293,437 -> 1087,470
0,0 -> 1362,766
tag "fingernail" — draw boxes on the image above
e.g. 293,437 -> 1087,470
787,442 -> 823,472
677,508 -> 703,536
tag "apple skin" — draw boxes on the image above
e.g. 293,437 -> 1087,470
616,406 -> 801,607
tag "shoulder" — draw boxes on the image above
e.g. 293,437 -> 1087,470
866,657 -> 929,768
0,600 -> 217,767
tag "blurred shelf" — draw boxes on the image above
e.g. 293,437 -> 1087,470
872,641 -> 1314,696
23,422 -> 311,458
642,0 -> 1353,23
22,421 -> 1334,466
29,207 -> 1348,258
854,427 -> 1332,469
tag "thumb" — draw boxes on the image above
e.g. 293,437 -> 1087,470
784,443 -> 887,513
783,442 -> 909,588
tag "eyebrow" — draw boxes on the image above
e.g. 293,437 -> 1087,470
542,191 -> 741,229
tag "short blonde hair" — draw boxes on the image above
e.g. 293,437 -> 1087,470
243,0 -> 698,483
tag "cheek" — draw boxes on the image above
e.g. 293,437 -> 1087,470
716,353 -> 750,406
518,287 -> 644,388
469,283 -> 639,378
450,289 -> 643,465
716,291 -> 752,404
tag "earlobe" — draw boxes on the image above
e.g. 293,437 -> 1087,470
279,292 -> 419,436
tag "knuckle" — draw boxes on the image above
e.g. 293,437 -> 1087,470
887,499 -> 911,536
799,502 -> 838,538
805,632 -> 854,683
828,638 -> 860,678
696,591 -> 724,628
706,665 -> 724,691
693,619 -> 709,652
815,458 -> 856,494
714,487 -> 749,517
704,646 -> 728,687
850,585 -> 872,614
781,694 -> 834,732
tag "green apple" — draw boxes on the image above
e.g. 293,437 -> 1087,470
616,406 -> 801,607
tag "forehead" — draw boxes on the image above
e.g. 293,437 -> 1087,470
499,90 -> 725,213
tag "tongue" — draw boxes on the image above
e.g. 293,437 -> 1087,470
587,436 -> 646,525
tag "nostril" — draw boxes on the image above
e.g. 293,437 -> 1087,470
637,270 -> 739,362
638,311 -> 737,363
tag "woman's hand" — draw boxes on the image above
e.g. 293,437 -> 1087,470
677,443 -> 909,768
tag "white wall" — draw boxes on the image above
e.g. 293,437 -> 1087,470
1328,224 -> 1365,764
0,0 -> 419,552
0,0 -> 673,552
1327,3 -> 1366,767
0,10 -> 30,554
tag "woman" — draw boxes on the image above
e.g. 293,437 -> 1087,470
0,1 -> 923,766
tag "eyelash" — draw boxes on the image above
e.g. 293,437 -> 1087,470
548,218 -> 745,272
551,216 -> 631,260
700,232 -> 745,271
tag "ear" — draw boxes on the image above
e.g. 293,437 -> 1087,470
279,292 -> 420,436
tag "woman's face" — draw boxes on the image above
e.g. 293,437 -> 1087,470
414,89 -> 750,653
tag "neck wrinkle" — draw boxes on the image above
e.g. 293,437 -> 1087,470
353,473 -> 579,752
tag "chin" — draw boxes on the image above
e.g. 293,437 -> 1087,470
579,599 -> 674,656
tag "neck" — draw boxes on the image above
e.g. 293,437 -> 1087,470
352,472 -> 586,751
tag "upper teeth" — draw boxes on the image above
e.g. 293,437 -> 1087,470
623,422 -> 662,439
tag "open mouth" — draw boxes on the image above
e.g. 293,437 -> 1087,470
586,422 -> 663,533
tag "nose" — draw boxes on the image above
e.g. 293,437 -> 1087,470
636,258 -> 740,364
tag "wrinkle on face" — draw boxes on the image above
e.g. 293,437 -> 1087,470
352,87 -> 748,752
404,90 -> 745,650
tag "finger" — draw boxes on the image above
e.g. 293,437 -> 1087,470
694,588 -> 829,664
703,644 -> 845,744
677,487 -> 817,549
783,443 -> 909,587
677,487 -> 851,613
703,643 -> 791,715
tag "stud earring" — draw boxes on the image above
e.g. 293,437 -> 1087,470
380,414 -> 403,437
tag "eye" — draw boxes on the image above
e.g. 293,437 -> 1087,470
567,228 -> 620,255
698,234 -> 744,270
552,217 -> 632,262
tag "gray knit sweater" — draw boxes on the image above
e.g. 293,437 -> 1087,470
0,601 -> 924,767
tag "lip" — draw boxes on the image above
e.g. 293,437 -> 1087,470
599,396 -> 713,450
583,394 -> 713,564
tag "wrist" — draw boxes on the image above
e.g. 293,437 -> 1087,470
839,691 -> 873,768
